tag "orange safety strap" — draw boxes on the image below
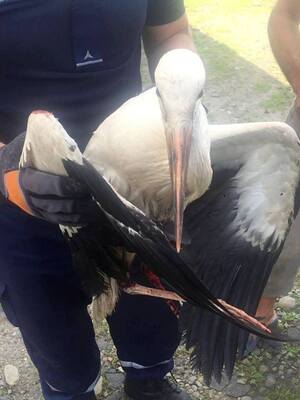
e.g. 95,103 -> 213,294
4,170 -> 33,215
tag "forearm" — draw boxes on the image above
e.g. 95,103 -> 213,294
143,15 -> 196,79
146,30 -> 196,78
268,4 -> 300,96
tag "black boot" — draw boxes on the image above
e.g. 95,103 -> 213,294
124,376 -> 192,400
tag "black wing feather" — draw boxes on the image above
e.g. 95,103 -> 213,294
62,158 -> 287,341
181,174 -> 293,383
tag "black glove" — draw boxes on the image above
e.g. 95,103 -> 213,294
0,133 -> 97,225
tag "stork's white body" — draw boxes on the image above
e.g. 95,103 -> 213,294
85,87 -> 212,221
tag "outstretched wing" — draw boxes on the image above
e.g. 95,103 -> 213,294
63,158 -> 285,339
181,121 -> 300,383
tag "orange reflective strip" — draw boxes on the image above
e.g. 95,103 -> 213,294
4,171 -> 33,215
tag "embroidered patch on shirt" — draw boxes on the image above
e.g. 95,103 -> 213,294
72,0 -> 105,69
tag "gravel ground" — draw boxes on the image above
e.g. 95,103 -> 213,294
1,288 -> 300,400
1,27 -> 299,400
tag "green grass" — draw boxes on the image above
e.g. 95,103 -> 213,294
238,354 -> 265,386
263,86 -> 293,112
186,0 -> 278,76
283,343 -> 300,359
255,80 -> 272,94
266,383 -> 300,400
278,310 -> 299,329
185,0 -> 293,115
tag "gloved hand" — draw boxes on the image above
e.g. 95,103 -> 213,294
0,133 -> 97,225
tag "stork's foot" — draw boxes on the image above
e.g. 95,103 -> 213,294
124,376 -> 192,400
242,314 -> 282,358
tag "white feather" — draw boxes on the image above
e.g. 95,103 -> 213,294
20,111 -> 83,173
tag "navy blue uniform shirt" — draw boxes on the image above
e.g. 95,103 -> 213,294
0,0 -> 185,150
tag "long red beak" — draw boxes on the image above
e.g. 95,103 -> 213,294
167,123 -> 193,252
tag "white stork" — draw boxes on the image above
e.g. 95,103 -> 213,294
20,49 -> 300,384
84,49 -> 300,382
85,50 -> 212,252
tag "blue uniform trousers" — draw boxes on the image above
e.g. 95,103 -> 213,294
0,202 -> 181,399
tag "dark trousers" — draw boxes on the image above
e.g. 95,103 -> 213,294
0,202 -> 181,399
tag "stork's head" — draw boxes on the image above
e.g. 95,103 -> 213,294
155,49 -> 206,252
